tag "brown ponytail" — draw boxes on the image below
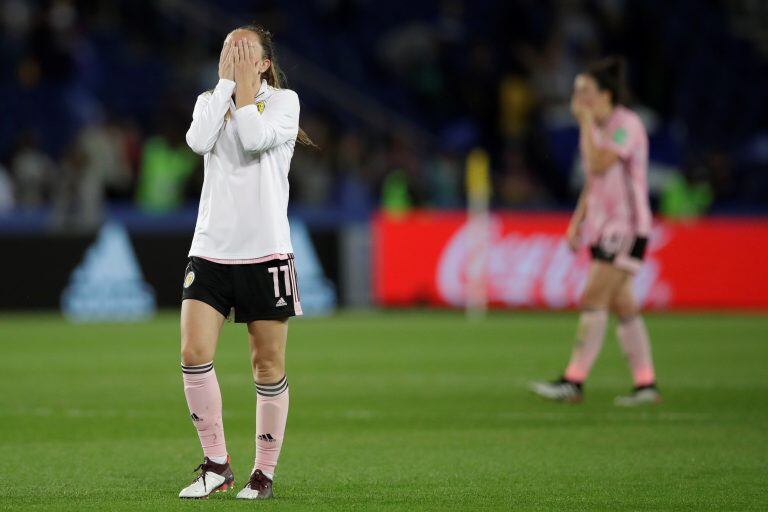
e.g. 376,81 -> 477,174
237,24 -> 318,149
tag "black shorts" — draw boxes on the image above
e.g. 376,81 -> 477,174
181,256 -> 302,323
589,236 -> 648,274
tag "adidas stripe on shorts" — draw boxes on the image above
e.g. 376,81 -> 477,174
181,256 -> 302,322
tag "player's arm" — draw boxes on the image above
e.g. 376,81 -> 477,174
233,41 -> 299,153
234,91 -> 299,153
577,114 -> 619,175
566,185 -> 588,251
185,42 -> 235,155
571,185 -> 588,225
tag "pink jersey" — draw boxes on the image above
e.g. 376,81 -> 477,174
582,106 -> 651,248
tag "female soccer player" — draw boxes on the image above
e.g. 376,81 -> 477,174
530,57 -> 660,406
177,25 -> 312,499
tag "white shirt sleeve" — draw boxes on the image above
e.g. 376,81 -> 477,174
185,79 -> 236,155
232,90 -> 300,153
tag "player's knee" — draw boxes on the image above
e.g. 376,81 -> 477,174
580,285 -> 610,309
252,354 -> 280,372
180,341 -> 212,366
611,293 -> 639,319
252,355 -> 284,383
613,301 -> 638,320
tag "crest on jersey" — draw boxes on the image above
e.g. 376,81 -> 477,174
256,100 -> 266,113
184,271 -> 195,288
612,127 -> 627,145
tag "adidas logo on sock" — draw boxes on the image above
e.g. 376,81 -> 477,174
275,297 -> 287,307
190,413 -> 202,422
257,433 -> 276,442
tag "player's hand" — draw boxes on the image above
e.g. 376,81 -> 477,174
218,40 -> 234,81
234,40 -> 259,85
566,223 -> 581,252
570,97 -> 592,124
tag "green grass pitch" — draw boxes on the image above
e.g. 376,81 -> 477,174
1,311 -> 766,511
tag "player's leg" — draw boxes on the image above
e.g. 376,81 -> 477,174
564,261 -> 627,382
181,298 -> 224,365
611,279 -> 661,406
237,318 -> 288,500
178,299 -> 234,498
530,261 -> 626,402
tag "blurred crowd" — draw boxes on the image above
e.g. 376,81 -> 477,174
1,0 -> 767,227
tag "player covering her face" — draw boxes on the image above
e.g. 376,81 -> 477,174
178,24 -> 311,500
530,57 -> 660,406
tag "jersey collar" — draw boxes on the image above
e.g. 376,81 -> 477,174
255,79 -> 269,100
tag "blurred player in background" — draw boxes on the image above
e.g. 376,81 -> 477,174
530,57 -> 661,406
177,24 -> 313,500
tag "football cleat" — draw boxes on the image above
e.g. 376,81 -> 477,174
178,456 -> 235,499
236,469 -> 274,500
614,385 -> 662,407
529,378 -> 583,403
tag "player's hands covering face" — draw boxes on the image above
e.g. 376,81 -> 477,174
234,39 -> 260,86
218,40 -> 235,81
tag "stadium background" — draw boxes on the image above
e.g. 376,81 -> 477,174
1,1 -> 767,510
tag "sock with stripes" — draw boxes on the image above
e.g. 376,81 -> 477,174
182,361 -> 227,461
253,376 -> 289,479
564,309 -> 609,383
617,315 -> 656,387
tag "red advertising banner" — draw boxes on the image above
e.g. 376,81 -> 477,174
373,212 -> 768,310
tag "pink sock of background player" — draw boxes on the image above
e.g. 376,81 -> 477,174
617,315 -> 656,386
564,309 -> 609,383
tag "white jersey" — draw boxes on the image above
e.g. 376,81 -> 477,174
185,78 -> 299,259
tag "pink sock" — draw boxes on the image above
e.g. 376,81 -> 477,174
564,309 -> 609,382
254,376 -> 289,477
182,362 -> 227,459
617,315 -> 656,386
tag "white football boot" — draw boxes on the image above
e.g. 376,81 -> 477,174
529,378 -> 584,403
178,456 -> 235,499
614,385 -> 662,407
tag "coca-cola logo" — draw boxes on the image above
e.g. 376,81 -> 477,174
437,216 -> 671,308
